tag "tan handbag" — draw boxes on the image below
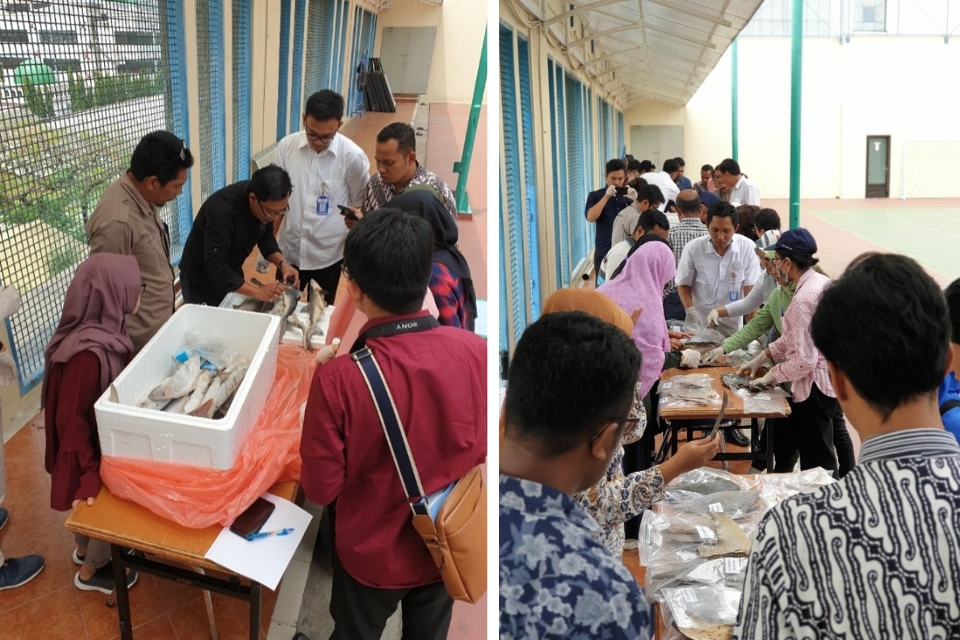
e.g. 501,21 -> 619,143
354,347 -> 487,604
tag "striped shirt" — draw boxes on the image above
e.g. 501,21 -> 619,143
663,217 -> 707,296
767,269 -> 834,402
735,428 -> 960,640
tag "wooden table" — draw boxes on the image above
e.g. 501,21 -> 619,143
658,367 -> 791,469
65,480 -> 301,640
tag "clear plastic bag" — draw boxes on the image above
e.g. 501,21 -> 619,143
660,374 -> 721,409
661,585 -> 742,638
665,468 -> 756,495
757,467 -> 837,503
100,344 -> 318,528
737,386 -> 791,415
646,557 -> 748,602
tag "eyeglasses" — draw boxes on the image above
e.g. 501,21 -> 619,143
140,281 -> 147,293
305,130 -> 336,144
591,416 -> 641,442
258,200 -> 289,220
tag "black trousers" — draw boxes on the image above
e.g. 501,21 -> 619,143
663,291 -> 686,322
277,260 -> 340,305
329,553 -> 453,640
773,383 -> 841,475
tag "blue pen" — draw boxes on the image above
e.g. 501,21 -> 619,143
245,527 -> 295,541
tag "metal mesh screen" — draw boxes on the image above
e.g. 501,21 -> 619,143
0,0 -> 189,393
347,6 -> 376,115
288,0 -> 305,133
277,0 -> 291,140
304,0 -> 335,98
197,0 -> 226,202
233,0 -> 252,180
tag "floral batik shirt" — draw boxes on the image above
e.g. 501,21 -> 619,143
500,475 -> 652,640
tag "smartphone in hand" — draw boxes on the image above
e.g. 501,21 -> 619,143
615,186 -> 629,196
337,205 -> 359,221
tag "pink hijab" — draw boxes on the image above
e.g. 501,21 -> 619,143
597,241 -> 676,396
43,253 -> 141,395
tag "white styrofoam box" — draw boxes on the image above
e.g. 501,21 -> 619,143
219,292 -> 332,349
94,304 -> 281,470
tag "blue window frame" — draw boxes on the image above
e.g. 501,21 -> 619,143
233,0 -> 252,180
197,0 -> 227,202
517,35 -> 540,320
548,57 -> 570,287
277,0 -> 292,140
288,0 -> 306,134
348,7 -> 376,116
305,0 -> 336,97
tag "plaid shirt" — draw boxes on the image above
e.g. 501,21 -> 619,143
362,163 -> 458,220
663,217 -> 707,295
429,262 -> 467,329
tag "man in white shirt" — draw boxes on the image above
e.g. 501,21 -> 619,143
715,159 -> 760,206
274,90 -> 370,304
676,201 -> 761,332
640,158 -> 681,209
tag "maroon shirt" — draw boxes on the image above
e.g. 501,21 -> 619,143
300,310 -> 486,588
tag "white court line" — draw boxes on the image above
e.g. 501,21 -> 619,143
933,211 -> 960,223
886,214 -> 960,242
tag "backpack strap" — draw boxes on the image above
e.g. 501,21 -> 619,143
940,398 -> 960,417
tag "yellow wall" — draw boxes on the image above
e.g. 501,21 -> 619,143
378,0 -> 487,104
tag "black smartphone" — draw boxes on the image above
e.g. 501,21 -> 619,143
337,204 -> 359,221
230,497 -> 276,538
615,186 -> 629,196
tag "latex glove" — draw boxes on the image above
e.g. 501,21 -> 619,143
749,371 -> 777,391
605,185 -> 617,199
679,349 -> 701,369
0,286 -> 21,320
701,346 -> 726,365
684,307 -> 702,327
315,338 -> 341,365
0,349 -> 16,387
705,308 -> 721,327
625,186 -> 638,201
738,352 -> 772,377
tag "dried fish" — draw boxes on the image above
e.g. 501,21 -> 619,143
667,479 -> 742,495
162,395 -> 191,414
137,396 -> 170,412
148,353 -> 202,401
183,370 -> 214,414
721,373 -> 753,391
191,362 -> 248,419
301,281 -> 327,350
698,512 -> 752,559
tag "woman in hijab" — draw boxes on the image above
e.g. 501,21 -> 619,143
539,288 -> 718,557
44,253 -> 141,595
388,186 -> 477,331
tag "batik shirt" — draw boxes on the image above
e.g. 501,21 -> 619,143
574,382 -> 665,557
500,475 -> 652,640
361,162 -> 458,220
735,429 -> 960,640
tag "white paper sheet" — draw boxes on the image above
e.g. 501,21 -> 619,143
204,492 -> 314,590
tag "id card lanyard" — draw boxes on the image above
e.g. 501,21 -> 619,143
316,180 -> 329,215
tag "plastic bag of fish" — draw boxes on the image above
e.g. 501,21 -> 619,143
133,349 -> 251,419
660,374 -> 721,406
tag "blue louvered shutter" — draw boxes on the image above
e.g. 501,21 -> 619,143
197,0 -> 226,202
584,86 -> 595,252
549,59 -> 569,287
517,35 -> 539,319
305,0 -> 335,97
500,23 -> 528,348
277,0 -> 291,139
565,74 -> 586,274
288,0 -> 306,133
233,0 -> 252,180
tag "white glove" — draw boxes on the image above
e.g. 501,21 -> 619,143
738,352 -> 772,378
701,346 -> 725,365
706,308 -> 721,327
679,349 -> 701,369
626,186 -> 638,201
0,286 -> 21,320
315,338 -> 341,365
606,185 -> 617,199
749,371 -> 777,391
684,307 -> 702,327
0,349 -> 16,387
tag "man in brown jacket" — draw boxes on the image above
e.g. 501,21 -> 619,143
85,131 -> 194,352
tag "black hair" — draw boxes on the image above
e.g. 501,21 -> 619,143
675,190 -> 701,215
129,130 -> 195,185
811,253 -> 950,421
946,278 -> 960,344
505,312 -> 640,456
304,90 -> 344,122
343,208 -> 432,314
674,157 -> 685,167
755,208 -> 781,232
627,177 -> 647,191
626,159 -> 642,173
637,209 -> 669,234
247,165 -> 292,202
663,159 -> 680,174
716,159 -> 742,175
706,201 -> 738,228
605,158 -> 625,175
376,122 -> 417,155
637,184 -> 663,206
735,205 -> 760,242
638,160 -> 655,172
701,164 -> 714,172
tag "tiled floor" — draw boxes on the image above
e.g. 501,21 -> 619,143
0,101 -> 488,640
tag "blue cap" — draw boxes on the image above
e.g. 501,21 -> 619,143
699,191 -> 720,209
766,227 -> 817,256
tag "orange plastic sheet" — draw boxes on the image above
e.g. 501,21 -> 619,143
99,344 -> 318,529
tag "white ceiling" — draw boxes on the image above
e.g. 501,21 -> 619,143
519,0 -> 767,108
